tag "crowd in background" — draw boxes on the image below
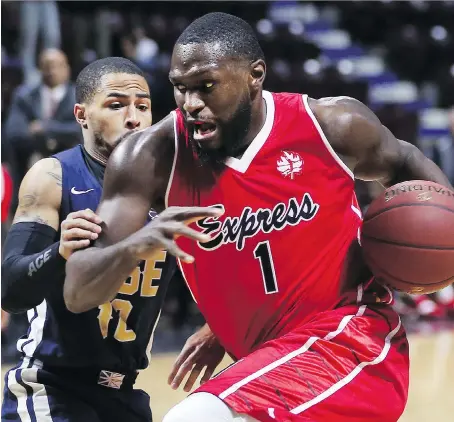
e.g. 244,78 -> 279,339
2,0 -> 454,362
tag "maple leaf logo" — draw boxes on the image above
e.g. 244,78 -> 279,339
276,151 -> 303,179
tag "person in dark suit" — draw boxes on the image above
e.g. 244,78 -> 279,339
5,48 -> 82,185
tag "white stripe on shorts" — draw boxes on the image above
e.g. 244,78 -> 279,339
6,357 -> 53,421
219,305 -> 368,400
290,315 -> 402,414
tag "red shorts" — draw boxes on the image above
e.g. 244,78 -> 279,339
196,304 -> 409,422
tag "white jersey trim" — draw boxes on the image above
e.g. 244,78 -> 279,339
144,309 -> 162,366
225,90 -> 275,173
302,94 -> 355,180
165,111 -> 179,209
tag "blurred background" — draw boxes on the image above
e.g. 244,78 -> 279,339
1,1 -> 454,420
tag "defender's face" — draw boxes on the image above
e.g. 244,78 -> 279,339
83,73 -> 152,150
170,42 -> 252,151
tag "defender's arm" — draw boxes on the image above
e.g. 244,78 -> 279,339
1,159 -> 100,313
310,97 -> 453,189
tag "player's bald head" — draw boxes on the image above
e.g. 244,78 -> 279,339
174,12 -> 265,63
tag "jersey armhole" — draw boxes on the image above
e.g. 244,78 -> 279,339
51,157 -> 65,229
301,94 -> 355,180
164,111 -> 179,209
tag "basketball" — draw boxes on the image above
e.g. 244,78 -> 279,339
361,180 -> 454,294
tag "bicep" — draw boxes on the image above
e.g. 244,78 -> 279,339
92,116 -> 176,248
94,193 -> 151,248
12,158 -> 62,231
92,130 -> 158,247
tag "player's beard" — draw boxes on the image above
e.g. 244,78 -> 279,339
93,130 -> 123,159
189,97 -> 252,172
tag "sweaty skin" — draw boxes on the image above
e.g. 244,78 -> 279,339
64,42 -> 452,313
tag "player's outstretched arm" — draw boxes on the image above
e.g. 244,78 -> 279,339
1,159 -> 101,313
64,117 -> 222,314
309,96 -> 453,189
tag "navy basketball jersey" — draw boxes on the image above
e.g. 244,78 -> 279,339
16,145 -> 176,373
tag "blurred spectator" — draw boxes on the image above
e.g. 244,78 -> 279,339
5,48 -> 81,187
133,27 -> 159,69
20,1 -> 61,85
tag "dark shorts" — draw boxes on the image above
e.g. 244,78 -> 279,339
2,358 -> 152,422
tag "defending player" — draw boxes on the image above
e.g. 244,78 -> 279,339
64,14 -> 453,422
1,57 -> 222,421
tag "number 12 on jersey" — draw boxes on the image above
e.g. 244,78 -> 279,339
253,240 -> 279,294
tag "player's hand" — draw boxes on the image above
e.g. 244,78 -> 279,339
132,206 -> 224,263
168,323 -> 225,392
59,209 -> 103,260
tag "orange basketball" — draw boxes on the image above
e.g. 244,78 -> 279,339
361,180 -> 454,294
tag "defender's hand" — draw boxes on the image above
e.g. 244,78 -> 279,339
59,209 -> 103,260
133,206 -> 224,263
168,324 -> 225,392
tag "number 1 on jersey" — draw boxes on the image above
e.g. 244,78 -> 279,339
253,240 -> 279,294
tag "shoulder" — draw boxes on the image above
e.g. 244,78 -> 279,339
308,96 -> 381,130
307,96 -> 383,155
104,114 -> 176,198
109,113 -> 175,170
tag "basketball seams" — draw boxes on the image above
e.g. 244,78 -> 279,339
363,248 -> 454,287
361,233 -> 454,250
364,202 -> 454,222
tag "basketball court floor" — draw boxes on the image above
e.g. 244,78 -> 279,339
2,328 -> 453,421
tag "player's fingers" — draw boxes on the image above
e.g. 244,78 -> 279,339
64,218 -> 102,233
168,346 -> 194,385
183,364 -> 204,392
162,223 -> 211,243
200,366 -> 215,385
170,361 -> 193,390
68,209 -> 103,224
63,228 -> 98,241
166,206 -> 224,223
170,350 -> 200,389
62,239 -> 91,251
159,237 -> 195,263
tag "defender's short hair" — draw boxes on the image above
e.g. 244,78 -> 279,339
76,57 -> 145,103
176,12 -> 265,62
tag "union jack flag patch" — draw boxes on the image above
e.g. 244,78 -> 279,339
98,370 -> 125,389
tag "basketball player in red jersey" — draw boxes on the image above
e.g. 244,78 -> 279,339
65,13 -> 453,422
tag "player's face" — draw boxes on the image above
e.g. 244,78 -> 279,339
76,73 -> 152,156
170,43 -> 257,163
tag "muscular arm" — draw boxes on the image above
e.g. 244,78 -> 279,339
310,96 -> 453,189
1,158 -> 63,312
63,117 -> 175,313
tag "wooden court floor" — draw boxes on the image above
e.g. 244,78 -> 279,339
2,329 -> 454,421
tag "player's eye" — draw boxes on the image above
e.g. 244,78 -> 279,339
175,85 -> 187,94
201,82 -> 215,92
137,104 -> 149,111
108,102 -> 123,110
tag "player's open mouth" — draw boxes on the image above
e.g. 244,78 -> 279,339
193,121 -> 217,142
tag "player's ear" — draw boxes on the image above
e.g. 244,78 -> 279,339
249,59 -> 266,94
74,104 -> 88,129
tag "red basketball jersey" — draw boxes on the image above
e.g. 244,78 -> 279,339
167,91 -> 368,358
